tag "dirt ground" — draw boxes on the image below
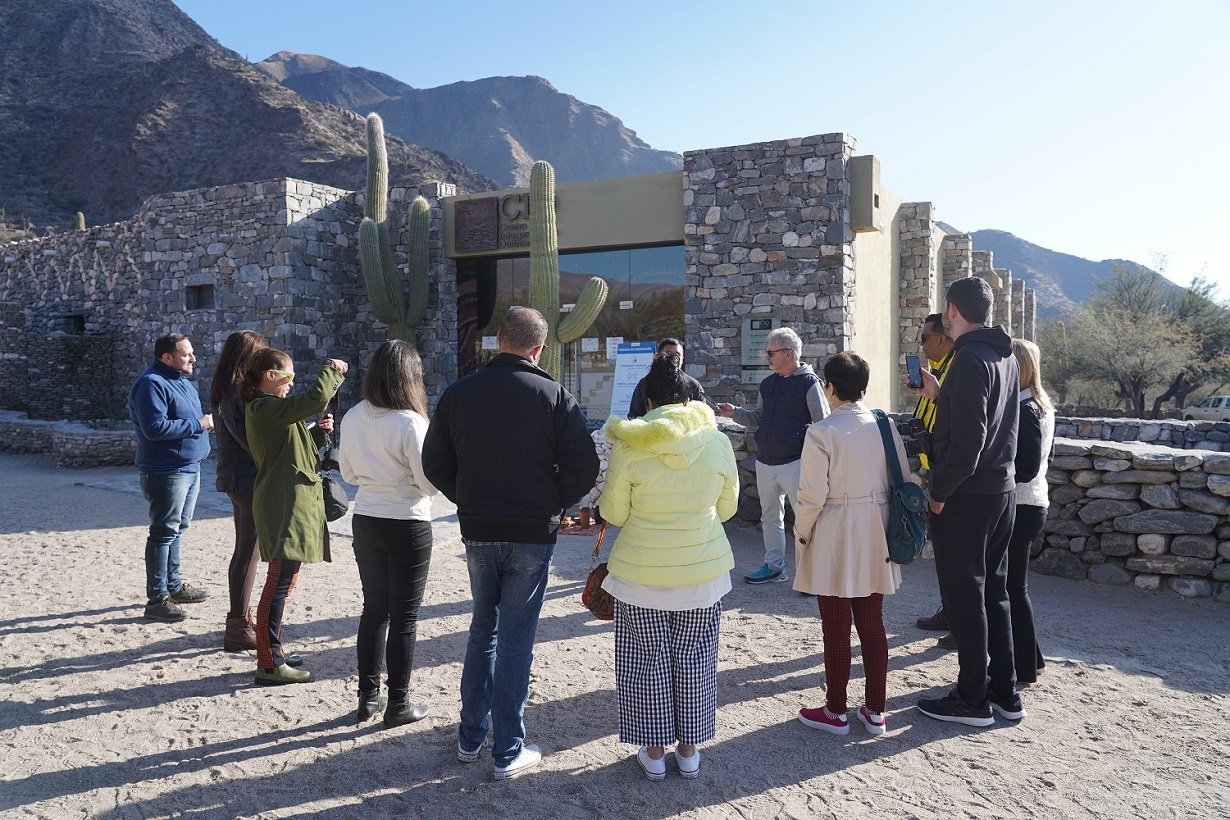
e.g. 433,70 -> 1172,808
0,451 -> 1227,819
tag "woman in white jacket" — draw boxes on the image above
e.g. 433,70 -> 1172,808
339,340 -> 438,728
793,352 -> 914,737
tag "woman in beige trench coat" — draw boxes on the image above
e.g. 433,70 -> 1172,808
792,352 -> 914,737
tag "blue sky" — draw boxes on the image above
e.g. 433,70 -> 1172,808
173,0 -> 1229,296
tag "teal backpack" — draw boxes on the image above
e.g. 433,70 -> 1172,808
871,410 -> 928,565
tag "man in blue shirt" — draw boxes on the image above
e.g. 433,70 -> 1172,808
129,334 -> 214,622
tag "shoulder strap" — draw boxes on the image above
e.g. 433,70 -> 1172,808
870,409 -> 905,489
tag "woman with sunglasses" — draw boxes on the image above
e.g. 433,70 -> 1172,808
241,348 -> 347,685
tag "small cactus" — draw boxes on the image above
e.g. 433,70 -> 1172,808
74,212 -> 85,231
529,160 -> 608,379
358,113 -> 429,342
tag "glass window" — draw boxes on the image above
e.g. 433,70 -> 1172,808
1213,398 -> 1224,408
469,245 -> 684,424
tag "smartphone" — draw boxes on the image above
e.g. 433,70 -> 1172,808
906,354 -> 922,388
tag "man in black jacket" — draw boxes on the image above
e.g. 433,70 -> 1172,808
422,306 -> 599,780
910,277 -> 1022,728
626,337 -> 709,419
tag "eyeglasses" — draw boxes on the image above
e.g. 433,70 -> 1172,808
271,369 -> 295,383
766,349 -> 791,359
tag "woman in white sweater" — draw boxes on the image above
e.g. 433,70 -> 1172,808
339,340 -> 437,727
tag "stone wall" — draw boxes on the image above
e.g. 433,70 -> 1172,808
682,134 -> 857,403
0,411 -> 135,467
1039,438 -> 1230,603
0,178 -> 459,419
1056,416 -> 1230,450
941,234 -> 972,292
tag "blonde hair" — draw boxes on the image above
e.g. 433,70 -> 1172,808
1013,338 -> 1053,414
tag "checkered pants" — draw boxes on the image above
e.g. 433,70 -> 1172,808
613,599 -> 721,747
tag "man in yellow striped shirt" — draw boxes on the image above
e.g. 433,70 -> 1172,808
913,313 -> 955,633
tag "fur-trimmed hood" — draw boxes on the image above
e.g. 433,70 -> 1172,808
604,402 -> 720,471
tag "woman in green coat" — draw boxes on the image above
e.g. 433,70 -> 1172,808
241,347 -> 348,685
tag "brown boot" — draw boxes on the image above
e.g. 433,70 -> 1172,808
224,613 -> 257,651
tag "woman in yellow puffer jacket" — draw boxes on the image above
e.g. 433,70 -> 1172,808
601,352 -> 739,782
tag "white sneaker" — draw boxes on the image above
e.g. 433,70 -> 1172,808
636,746 -> 666,782
494,743 -> 541,780
675,747 -> 700,779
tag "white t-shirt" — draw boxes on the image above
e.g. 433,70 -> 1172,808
339,400 -> 437,521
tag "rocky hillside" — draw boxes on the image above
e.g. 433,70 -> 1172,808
969,229 -> 1176,319
256,52 -> 683,187
0,0 -> 493,230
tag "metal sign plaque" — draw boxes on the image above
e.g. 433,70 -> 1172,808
741,317 -> 780,383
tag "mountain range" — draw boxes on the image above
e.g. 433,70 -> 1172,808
0,0 -> 1178,320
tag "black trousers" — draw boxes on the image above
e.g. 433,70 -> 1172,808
931,490 -> 1016,705
225,491 -> 261,619
1006,504 -> 1046,684
352,515 -> 433,705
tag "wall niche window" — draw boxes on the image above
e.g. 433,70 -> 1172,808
186,284 -> 215,311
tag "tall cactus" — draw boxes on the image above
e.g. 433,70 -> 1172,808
529,160 -> 608,379
74,212 -> 85,231
358,113 -> 428,342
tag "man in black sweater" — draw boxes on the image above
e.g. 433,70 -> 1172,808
626,337 -> 709,419
422,306 -> 599,779
910,277 -> 1022,727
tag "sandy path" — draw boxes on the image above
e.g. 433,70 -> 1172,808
0,452 -> 1227,819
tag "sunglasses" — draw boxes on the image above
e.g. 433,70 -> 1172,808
271,369 -> 295,383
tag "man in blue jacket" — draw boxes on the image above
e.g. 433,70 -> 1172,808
129,333 -> 214,623
716,326 -> 829,585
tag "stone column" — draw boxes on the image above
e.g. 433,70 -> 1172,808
941,233 -> 972,293
898,202 -> 937,411
994,269 -> 1013,332
683,133 -> 857,404
1024,288 -> 1037,342
1011,278 -> 1025,340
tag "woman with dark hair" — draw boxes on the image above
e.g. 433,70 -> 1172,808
793,352 -> 914,737
601,352 -> 739,780
339,340 -> 438,726
210,330 -> 268,652
242,348 -> 348,685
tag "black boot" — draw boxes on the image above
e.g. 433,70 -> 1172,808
383,701 -> 430,728
357,690 -> 383,724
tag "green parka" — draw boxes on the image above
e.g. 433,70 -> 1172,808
246,365 -> 345,564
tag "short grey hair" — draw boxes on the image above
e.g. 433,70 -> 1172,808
767,327 -> 802,358
498,306 -> 548,353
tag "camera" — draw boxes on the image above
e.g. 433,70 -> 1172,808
895,416 -> 932,459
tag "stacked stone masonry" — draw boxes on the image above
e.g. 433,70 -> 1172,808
940,233 -> 972,291
681,134 -> 857,404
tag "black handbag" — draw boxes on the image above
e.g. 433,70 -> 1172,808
319,394 -> 349,522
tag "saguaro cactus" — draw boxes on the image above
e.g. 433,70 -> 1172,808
529,160 -> 608,379
358,113 -> 428,342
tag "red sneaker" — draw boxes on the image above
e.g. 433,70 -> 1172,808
857,705 -> 887,736
798,706 -> 849,735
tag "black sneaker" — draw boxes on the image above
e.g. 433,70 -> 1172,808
144,596 -> 187,623
917,689 -> 994,727
169,582 -> 209,604
989,690 -> 1027,721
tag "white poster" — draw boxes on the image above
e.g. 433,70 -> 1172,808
580,337 -> 600,353
481,335 -> 498,350
610,342 -> 658,418
606,336 -> 624,359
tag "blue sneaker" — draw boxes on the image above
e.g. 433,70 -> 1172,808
744,564 -> 788,584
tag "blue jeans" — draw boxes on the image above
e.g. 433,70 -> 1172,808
458,540 -> 554,767
140,469 -> 201,602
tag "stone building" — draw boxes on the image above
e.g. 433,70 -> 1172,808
0,132 -> 1037,422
